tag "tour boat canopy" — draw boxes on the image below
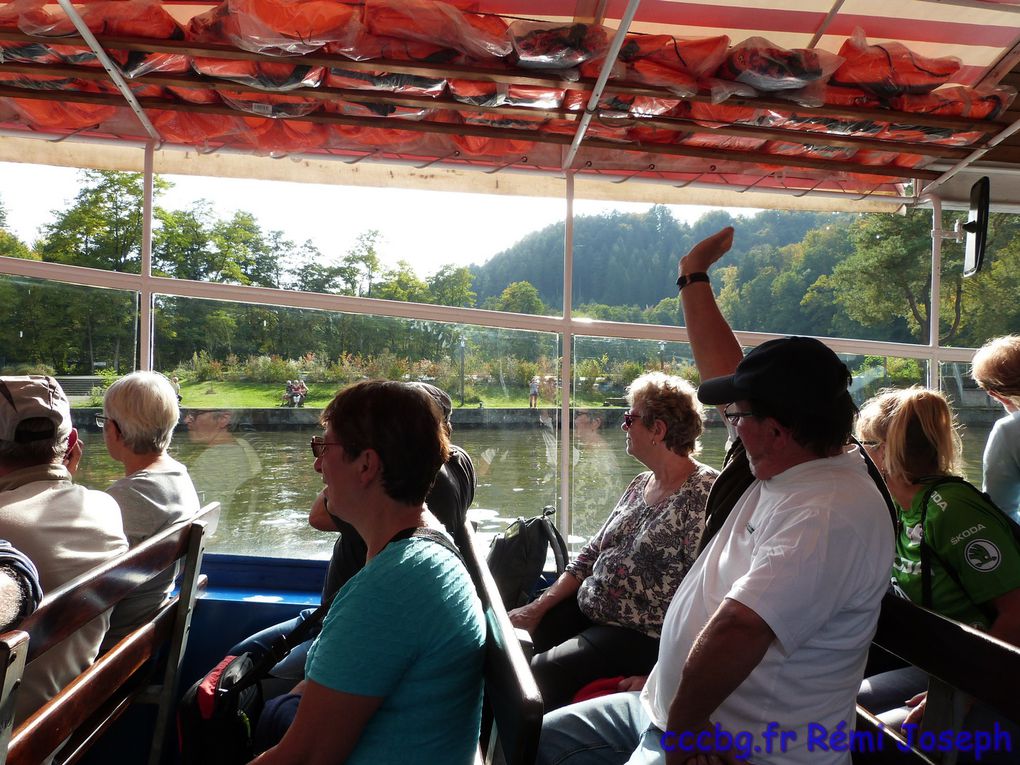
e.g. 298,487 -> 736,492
0,0 -> 1018,213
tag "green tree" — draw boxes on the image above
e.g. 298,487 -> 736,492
491,280 -> 546,315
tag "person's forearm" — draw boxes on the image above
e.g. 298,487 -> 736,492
532,571 -> 582,614
667,598 -> 774,736
678,228 -> 743,381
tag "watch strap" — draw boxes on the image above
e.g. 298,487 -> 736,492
676,271 -> 710,291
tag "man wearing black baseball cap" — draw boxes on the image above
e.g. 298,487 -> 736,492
538,229 -> 894,765
0,375 -> 128,724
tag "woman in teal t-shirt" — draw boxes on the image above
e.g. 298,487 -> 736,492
251,381 -> 485,765
856,386 -> 1020,760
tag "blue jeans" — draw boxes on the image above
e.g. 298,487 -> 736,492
227,608 -> 318,681
537,692 -> 665,765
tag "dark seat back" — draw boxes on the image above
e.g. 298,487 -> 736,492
854,593 -> 1020,764
0,503 -> 219,765
459,521 -> 543,765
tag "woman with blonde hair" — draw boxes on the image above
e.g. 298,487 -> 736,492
508,371 -> 717,709
857,386 -> 1020,756
972,334 -> 1020,522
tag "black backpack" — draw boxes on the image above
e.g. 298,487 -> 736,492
486,506 -> 569,609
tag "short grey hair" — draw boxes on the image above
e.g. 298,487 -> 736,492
104,372 -> 180,455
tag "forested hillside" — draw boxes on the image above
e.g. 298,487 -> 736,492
470,206 -> 842,310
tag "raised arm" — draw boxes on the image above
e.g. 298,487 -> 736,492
678,227 -> 743,384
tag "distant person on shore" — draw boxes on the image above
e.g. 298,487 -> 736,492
971,335 -> 1020,523
281,381 -> 294,407
530,376 -> 539,408
170,376 -> 182,403
98,371 -> 201,648
509,372 -> 717,710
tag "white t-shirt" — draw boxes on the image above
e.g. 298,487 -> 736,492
641,446 -> 893,765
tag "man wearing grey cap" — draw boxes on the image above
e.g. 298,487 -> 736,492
537,229 -> 894,765
0,375 -> 128,724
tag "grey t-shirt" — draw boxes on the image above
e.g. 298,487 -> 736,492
104,462 -> 201,647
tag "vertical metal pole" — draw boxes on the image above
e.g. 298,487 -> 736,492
559,174 -> 575,538
139,142 -> 155,372
929,198 -> 943,390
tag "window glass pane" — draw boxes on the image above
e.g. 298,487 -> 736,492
570,337 -> 723,541
942,212 -> 1020,349
0,163 -> 146,274
0,275 -> 138,375
154,294 -> 559,556
151,174 -> 566,315
940,360 -> 994,484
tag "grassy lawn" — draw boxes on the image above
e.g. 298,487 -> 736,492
135,381 -> 618,409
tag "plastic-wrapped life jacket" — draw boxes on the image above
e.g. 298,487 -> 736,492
326,67 -> 446,97
449,80 -> 564,109
150,109 -> 247,147
167,86 -> 223,105
329,122 -> 425,151
544,117 -> 629,141
8,0 -> 129,68
323,99 -> 431,120
823,84 -> 882,108
227,0 -> 360,55
0,70 -> 79,91
681,131 -> 767,152
831,28 -> 960,98
218,89 -> 323,118
237,116 -> 330,153
563,89 -> 678,118
78,0 -> 190,77
195,58 -> 325,91
459,109 -> 547,131
876,121 -> 983,147
775,113 -> 884,137
688,101 -> 776,129
510,21 -> 609,69
8,89 -> 118,130
717,36 -> 842,92
582,34 -> 728,98
764,140 -> 857,161
363,0 -> 511,62
890,85 -> 1016,120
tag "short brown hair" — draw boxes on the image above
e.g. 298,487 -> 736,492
321,380 -> 450,505
627,372 -> 704,456
972,335 -> 1020,407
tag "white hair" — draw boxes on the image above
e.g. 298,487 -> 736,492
103,372 -> 180,455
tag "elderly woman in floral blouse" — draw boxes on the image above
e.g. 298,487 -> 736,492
509,372 -> 717,709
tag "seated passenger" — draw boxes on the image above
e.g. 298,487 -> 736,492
0,539 -> 42,632
251,381 -> 485,765
857,386 -> 1020,756
0,375 -> 127,723
99,371 -> 201,648
971,335 -> 1020,523
229,383 -> 474,682
509,372 -> 717,710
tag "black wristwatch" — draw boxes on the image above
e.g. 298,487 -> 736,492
676,272 -> 710,291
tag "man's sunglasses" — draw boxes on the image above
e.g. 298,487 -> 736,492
310,436 -> 342,458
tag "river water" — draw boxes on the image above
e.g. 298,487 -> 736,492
72,416 -> 993,559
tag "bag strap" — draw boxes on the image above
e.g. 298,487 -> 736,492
850,436 -> 898,531
915,477 -> 998,622
539,506 -> 569,575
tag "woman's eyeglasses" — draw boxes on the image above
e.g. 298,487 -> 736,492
722,404 -> 755,425
622,411 -> 641,428
95,414 -> 116,430
310,436 -> 342,458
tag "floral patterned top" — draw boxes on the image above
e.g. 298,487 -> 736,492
567,464 -> 717,637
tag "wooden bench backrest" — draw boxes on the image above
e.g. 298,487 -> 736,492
460,521 -> 543,765
0,502 -> 220,765
854,593 -> 1020,764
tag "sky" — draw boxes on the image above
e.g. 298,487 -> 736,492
0,161 -> 751,277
